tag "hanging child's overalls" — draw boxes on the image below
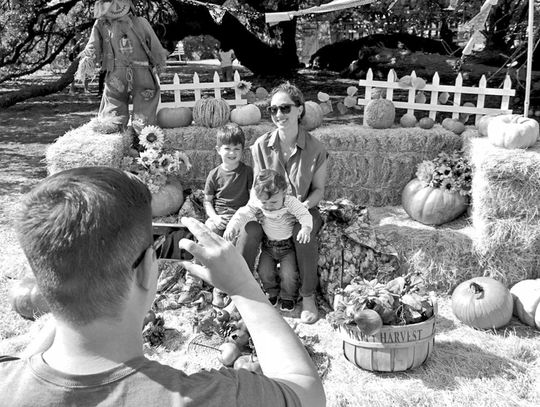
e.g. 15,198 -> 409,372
78,11 -> 168,134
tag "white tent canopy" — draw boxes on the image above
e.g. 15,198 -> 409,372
265,0 -> 375,24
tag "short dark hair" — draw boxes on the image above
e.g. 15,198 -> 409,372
216,123 -> 246,148
15,167 -> 152,325
269,81 -> 306,120
253,169 -> 288,200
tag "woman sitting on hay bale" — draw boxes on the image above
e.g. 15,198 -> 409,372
75,0 -> 168,135
235,82 -> 328,324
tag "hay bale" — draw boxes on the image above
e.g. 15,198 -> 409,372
368,206 -> 480,292
46,121 -> 130,175
467,136 -> 540,284
166,122 -> 463,206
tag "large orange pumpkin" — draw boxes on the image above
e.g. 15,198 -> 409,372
510,279 -> 540,329
451,277 -> 513,329
157,107 -> 193,128
230,104 -> 261,126
151,178 -> 184,217
401,178 -> 468,225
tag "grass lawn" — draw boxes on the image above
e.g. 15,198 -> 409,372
0,62 -> 539,407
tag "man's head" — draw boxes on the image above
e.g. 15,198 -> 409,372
253,169 -> 288,211
15,167 -> 152,325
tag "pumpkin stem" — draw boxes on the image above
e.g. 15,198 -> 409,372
469,282 -> 484,297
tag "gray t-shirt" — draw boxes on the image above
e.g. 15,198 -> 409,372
0,354 -> 301,406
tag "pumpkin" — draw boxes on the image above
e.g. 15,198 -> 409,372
401,178 -> 468,225
487,114 -> 539,149
364,98 -> 395,129
442,118 -> 465,135
418,117 -> 435,129
400,113 -> 417,128
8,276 -> 50,320
451,277 -> 513,329
156,107 -> 192,128
509,279 -> 540,329
233,354 -> 262,374
477,113 -> 501,137
300,100 -> 323,131
151,178 -> 184,217
230,104 -> 261,126
192,97 -> 231,128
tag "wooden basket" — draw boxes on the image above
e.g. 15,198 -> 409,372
339,310 -> 436,372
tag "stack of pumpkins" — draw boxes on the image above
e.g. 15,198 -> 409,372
451,276 -> 540,331
156,97 -> 325,131
156,98 -> 263,129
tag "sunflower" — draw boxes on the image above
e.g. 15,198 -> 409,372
236,80 -> 252,95
139,125 -> 164,150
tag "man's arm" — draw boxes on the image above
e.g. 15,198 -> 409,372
179,217 -> 325,407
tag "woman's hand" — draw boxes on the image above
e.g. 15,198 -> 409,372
296,226 -> 311,244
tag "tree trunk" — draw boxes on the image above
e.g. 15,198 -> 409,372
161,2 -> 299,76
0,58 -> 78,109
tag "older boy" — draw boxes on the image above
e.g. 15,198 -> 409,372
0,167 -> 324,407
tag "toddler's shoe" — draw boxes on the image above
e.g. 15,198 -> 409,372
268,296 -> 279,306
280,299 -> 295,312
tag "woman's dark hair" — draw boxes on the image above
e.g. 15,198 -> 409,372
269,81 -> 306,120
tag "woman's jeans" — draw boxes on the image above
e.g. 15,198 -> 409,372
258,238 -> 298,301
236,207 -> 323,298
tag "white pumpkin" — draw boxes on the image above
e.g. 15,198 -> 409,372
487,114 -> 539,149
230,104 -> 261,126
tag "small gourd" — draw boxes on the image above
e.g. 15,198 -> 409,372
400,113 -> 417,128
487,114 -> 539,149
442,118 -> 465,135
193,97 -> 231,128
418,117 -> 435,129
451,277 -> 513,329
301,101 -> 323,131
510,279 -> 540,329
230,104 -> 261,126
157,107 -> 192,128
364,98 -> 395,129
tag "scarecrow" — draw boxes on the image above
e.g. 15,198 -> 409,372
76,0 -> 169,134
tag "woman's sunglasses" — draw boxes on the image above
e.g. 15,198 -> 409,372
267,104 -> 295,115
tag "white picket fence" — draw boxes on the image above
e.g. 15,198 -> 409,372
158,70 -> 247,109
357,69 -> 516,126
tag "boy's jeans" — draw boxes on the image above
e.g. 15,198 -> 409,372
257,238 -> 299,301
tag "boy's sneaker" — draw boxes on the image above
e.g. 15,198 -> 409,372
280,299 -> 295,312
268,296 -> 278,306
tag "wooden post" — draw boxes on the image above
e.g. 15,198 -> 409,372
429,72 -> 440,121
524,0 -> 534,117
173,74 -> 181,106
213,71 -> 221,99
193,73 -> 201,102
406,71 -> 417,116
476,75 -> 487,125
452,73 -> 463,120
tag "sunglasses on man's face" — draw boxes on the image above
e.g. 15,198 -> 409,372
132,234 -> 166,270
267,104 -> 295,115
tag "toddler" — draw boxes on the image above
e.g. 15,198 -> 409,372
224,169 -> 312,311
